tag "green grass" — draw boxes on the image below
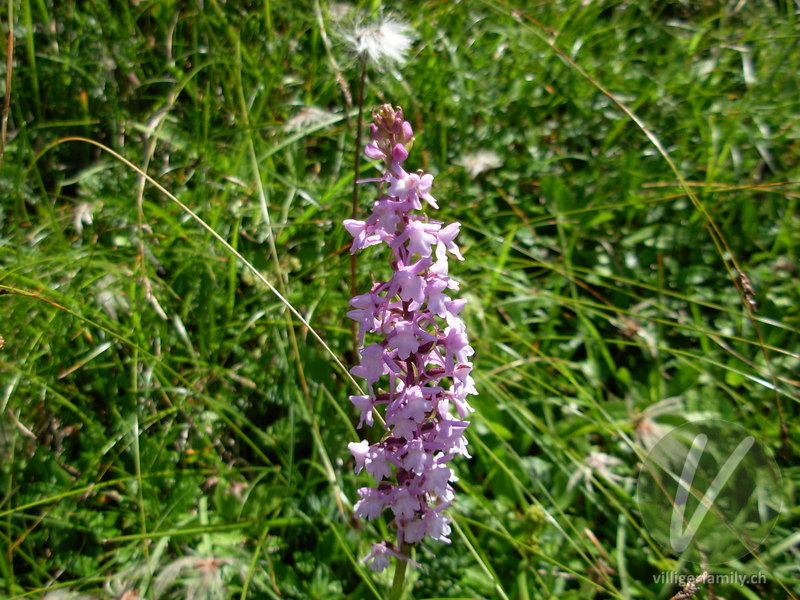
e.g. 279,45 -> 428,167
1,1 -> 798,599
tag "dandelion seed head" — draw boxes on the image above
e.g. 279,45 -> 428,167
73,201 -> 97,235
95,273 -> 130,321
632,396 -> 684,451
285,106 -> 337,132
41,592 -> 94,600
329,2 -> 354,21
153,555 -> 240,600
347,18 -> 414,66
567,450 -> 629,493
456,149 -> 503,178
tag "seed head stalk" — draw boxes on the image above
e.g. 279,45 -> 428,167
350,57 -> 368,361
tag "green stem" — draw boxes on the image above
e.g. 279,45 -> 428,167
388,549 -> 409,600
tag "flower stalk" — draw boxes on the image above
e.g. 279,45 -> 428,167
344,105 -> 477,577
388,542 -> 409,600
349,57 -> 368,360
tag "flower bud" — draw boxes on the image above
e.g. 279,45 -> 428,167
392,143 -> 409,163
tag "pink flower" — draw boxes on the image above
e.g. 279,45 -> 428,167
348,440 -> 369,472
344,104 -> 475,572
402,518 -> 427,544
436,223 -> 464,260
421,463 -> 456,499
411,221 -> 441,257
388,166 -> 438,209
348,395 -> 374,429
403,439 -> 431,474
391,320 -> 419,359
347,293 -> 382,344
422,510 -> 452,543
363,541 -> 420,572
395,385 -> 430,424
391,487 -> 420,520
425,276 -> 450,317
354,487 -> 389,521
350,343 -> 389,385
390,417 -> 418,440
364,542 -> 393,572
343,219 -> 385,253
364,445 -> 392,481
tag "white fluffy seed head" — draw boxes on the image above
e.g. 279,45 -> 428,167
456,150 -> 503,178
285,106 -> 337,131
348,18 -> 414,66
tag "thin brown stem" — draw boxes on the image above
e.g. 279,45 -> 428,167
0,0 -> 15,172
350,59 -> 367,360
313,0 -> 353,118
